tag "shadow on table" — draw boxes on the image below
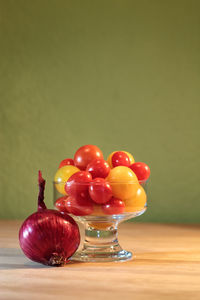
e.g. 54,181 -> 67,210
2,248 -> 198,270
0,248 -> 82,270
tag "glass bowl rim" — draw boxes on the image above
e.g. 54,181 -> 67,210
53,179 -> 148,185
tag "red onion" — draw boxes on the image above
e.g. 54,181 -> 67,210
19,171 -> 80,266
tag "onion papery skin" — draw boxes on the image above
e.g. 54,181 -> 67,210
19,209 -> 80,266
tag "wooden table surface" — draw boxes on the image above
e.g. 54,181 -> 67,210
0,221 -> 200,300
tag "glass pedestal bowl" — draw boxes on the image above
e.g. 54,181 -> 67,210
53,180 -> 147,262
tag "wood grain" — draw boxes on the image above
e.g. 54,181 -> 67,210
0,221 -> 200,300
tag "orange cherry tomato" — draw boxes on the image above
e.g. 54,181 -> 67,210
124,186 -> 147,213
106,166 -> 139,199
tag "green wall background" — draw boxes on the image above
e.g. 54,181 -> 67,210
0,0 -> 199,222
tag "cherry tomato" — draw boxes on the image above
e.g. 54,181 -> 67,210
65,171 -> 92,198
86,159 -> 110,179
54,165 -> 80,195
91,204 -> 104,216
107,151 -> 135,168
102,198 -> 125,215
112,151 -> 130,168
54,196 -> 69,213
74,145 -> 104,170
66,194 -> 94,216
124,185 -> 147,212
106,166 -> 139,199
89,204 -> 113,228
107,151 -> 116,168
89,178 -> 112,204
89,222 -> 113,229
130,162 -> 150,182
59,158 -> 74,168
124,152 -> 135,164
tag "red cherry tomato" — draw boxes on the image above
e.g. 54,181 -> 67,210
59,158 -> 74,168
102,198 -> 125,215
86,159 -> 110,179
54,196 -> 69,213
65,171 -> 92,198
129,162 -> 150,182
74,145 -> 104,170
66,195 -> 94,216
112,151 -> 130,168
89,178 -> 112,204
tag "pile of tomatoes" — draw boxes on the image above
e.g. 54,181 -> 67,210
54,145 -> 150,216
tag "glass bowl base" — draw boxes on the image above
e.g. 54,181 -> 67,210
67,211 -> 147,263
71,249 -> 133,262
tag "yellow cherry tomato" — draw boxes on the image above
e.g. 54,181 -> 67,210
106,166 -> 139,199
107,151 -> 117,168
107,151 -> 135,168
54,165 -> 80,195
124,185 -> 147,212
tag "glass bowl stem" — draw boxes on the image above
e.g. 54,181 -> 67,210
71,221 -> 132,262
